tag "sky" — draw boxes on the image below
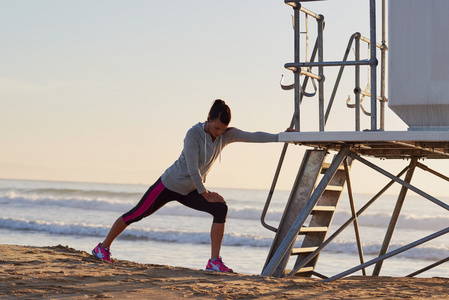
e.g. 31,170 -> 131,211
2,0 -> 449,197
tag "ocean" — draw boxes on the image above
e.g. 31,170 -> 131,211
1,178 -> 448,278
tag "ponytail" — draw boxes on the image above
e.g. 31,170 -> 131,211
208,99 -> 231,125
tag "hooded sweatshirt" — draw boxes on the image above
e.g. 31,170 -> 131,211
161,122 -> 279,195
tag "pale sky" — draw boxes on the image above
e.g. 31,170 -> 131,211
2,0 -> 449,197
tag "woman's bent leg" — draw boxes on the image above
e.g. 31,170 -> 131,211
210,222 -> 225,260
178,191 -> 232,272
178,192 -> 228,258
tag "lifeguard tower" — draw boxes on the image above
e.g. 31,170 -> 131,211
261,0 -> 449,281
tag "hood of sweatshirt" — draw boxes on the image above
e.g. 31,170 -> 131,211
202,122 -> 223,163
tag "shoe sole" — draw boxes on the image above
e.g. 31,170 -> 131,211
205,268 -> 233,273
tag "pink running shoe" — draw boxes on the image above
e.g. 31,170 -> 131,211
206,257 -> 233,272
92,243 -> 113,263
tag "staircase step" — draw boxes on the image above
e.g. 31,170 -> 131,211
291,247 -> 318,255
296,266 -> 315,273
325,185 -> 344,192
312,205 -> 335,212
321,162 -> 345,173
299,226 -> 328,233
286,267 -> 314,274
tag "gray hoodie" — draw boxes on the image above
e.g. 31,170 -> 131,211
161,122 -> 279,195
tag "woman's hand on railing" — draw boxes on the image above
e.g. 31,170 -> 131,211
285,127 -> 298,132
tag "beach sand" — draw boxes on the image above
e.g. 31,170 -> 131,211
1,244 -> 448,299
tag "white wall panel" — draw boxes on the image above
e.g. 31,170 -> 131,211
388,0 -> 449,129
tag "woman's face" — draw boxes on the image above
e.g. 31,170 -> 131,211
207,119 -> 228,139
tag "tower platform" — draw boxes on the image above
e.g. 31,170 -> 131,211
279,131 -> 449,159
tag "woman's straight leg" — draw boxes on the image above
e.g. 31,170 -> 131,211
101,217 -> 127,249
93,178 -> 181,261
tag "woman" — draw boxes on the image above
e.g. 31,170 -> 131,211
93,99 -> 286,272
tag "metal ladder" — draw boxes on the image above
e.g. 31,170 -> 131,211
262,149 -> 351,277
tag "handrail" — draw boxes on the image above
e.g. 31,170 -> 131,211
285,58 -> 375,70
261,1 -> 331,232
284,0 -> 322,20
260,35 -> 320,232
360,36 -> 384,49
300,7 -> 321,20
260,137 -> 289,233
260,94 -> 310,233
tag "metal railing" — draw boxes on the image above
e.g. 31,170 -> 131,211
262,0 -> 385,235
283,0 -> 387,132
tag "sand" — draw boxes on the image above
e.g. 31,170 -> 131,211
1,244 -> 448,299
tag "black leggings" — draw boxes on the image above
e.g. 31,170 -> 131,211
122,178 -> 228,225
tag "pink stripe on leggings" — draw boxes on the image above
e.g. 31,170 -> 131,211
122,181 -> 165,223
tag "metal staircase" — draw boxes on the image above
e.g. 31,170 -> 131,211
262,149 -> 352,278
293,157 -> 352,277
